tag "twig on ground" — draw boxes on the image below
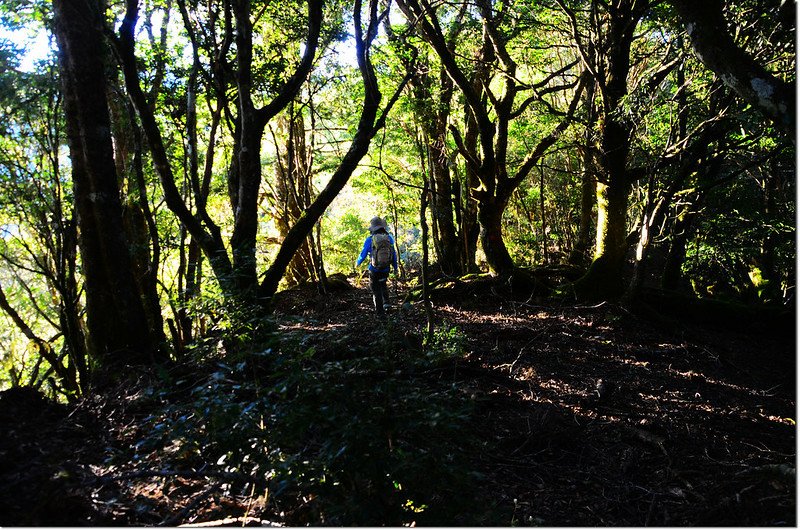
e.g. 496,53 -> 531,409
161,482 -> 222,527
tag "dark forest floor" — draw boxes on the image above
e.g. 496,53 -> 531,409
0,275 -> 795,526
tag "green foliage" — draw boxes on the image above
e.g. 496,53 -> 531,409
683,171 -> 795,303
425,323 -> 468,362
322,210 -> 364,274
131,328 -> 486,525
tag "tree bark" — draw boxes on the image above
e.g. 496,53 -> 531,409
669,0 -> 795,139
571,0 -> 648,300
53,0 -> 159,367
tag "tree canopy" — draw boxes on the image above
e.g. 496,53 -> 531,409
0,0 -> 793,395
0,0 -> 795,525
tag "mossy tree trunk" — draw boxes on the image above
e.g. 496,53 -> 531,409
571,0 -> 648,301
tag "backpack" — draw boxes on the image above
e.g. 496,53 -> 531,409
371,232 -> 393,269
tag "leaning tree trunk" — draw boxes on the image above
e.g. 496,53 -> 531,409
53,0 -> 160,367
669,0 -> 795,139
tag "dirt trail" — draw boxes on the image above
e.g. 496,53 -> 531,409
0,279 -> 794,525
273,280 -> 796,526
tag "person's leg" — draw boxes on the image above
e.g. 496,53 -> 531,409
380,274 -> 390,311
369,271 -> 385,314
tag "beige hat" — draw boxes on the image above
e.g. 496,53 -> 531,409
369,216 -> 387,233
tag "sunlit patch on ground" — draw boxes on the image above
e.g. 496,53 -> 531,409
0,282 -> 793,525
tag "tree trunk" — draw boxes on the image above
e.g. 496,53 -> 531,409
573,1 -> 646,301
669,0 -> 795,139
116,0 -> 237,299
755,161 -> 783,304
429,139 -> 462,275
58,218 -> 88,391
460,107 -> 481,272
53,0 -> 159,367
420,181 -> 434,343
108,87 -> 167,353
576,179 -> 629,300
661,196 -> 701,292
569,80 -> 597,267
477,196 -> 514,275
273,110 -> 315,286
230,112 -> 265,294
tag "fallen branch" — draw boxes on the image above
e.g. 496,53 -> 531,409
626,427 -> 669,458
87,469 -> 269,489
179,516 -> 283,527
736,463 -> 795,481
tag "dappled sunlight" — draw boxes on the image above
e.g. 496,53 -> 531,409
278,321 -> 348,334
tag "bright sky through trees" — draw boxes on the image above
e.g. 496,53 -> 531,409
0,25 -> 51,72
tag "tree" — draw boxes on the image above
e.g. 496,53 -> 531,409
396,0 -> 586,276
52,0 -> 164,369
384,9 -> 466,275
560,0 -> 650,300
0,71 -> 87,395
259,0 -> 410,298
668,0 -> 795,139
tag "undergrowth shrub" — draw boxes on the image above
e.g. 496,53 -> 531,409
426,323 -> 468,362
135,325 -> 487,525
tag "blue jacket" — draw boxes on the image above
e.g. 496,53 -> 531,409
357,232 -> 398,273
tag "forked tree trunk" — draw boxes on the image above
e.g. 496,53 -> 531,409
572,0 -> 647,301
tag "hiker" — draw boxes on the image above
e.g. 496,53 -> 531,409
356,216 -> 399,317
